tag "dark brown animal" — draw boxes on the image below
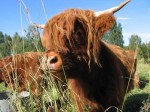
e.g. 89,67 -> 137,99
37,0 -> 138,111
0,52 -> 44,96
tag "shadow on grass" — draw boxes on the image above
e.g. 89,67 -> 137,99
123,93 -> 149,112
139,79 -> 149,89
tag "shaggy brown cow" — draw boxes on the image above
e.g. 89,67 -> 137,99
37,0 -> 138,111
0,52 -> 44,96
0,52 -> 67,112
0,52 -> 66,97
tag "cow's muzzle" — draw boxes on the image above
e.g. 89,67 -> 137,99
41,51 -> 62,72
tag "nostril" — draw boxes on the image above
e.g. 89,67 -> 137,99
49,56 -> 58,64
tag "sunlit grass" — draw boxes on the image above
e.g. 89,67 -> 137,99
123,60 -> 150,112
5,71 -> 75,112
0,82 -> 7,92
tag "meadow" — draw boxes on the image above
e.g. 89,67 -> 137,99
123,60 -> 150,112
0,59 -> 149,112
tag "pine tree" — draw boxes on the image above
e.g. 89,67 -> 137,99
140,42 -> 150,63
103,22 -> 124,47
128,35 -> 141,51
0,31 -> 4,44
0,32 -> 11,57
26,25 -> 44,52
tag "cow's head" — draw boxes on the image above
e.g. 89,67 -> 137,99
38,0 -> 130,77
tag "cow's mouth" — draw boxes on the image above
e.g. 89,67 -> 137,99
43,66 -> 63,74
49,68 -> 63,74
43,67 -> 67,83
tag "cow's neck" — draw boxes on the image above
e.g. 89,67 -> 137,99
67,62 -> 105,111
67,41 -> 126,111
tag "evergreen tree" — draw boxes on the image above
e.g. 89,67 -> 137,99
0,31 -> 4,44
0,32 -> 11,57
0,28 -> 45,58
140,42 -> 150,63
26,25 -> 44,52
3,34 -> 12,56
103,22 -> 124,47
11,32 -> 22,55
128,35 -> 141,51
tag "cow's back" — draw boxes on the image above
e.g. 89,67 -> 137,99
104,41 -> 138,91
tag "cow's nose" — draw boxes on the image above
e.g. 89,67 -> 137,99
49,56 -> 58,64
46,53 -> 62,70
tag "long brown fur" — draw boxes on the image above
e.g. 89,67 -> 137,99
42,9 -> 115,65
0,52 -> 44,96
41,7 -> 138,112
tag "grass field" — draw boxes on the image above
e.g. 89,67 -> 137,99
0,60 -> 150,112
123,60 -> 150,112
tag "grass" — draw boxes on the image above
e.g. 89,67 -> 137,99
0,59 -> 150,112
0,82 -> 7,92
8,71 -> 76,112
123,60 -> 150,112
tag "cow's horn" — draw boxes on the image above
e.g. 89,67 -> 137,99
33,23 -> 45,29
94,0 -> 131,17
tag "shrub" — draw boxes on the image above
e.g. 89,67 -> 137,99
140,97 -> 150,112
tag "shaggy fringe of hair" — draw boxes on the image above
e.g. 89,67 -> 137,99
42,9 -> 115,66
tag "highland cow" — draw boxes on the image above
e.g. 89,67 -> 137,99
0,52 -> 44,96
0,51 -> 66,97
0,0 -> 138,112
37,0 -> 138,111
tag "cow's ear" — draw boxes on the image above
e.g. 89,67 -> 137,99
94,13 -> 115,37
94,0 -> 131,37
